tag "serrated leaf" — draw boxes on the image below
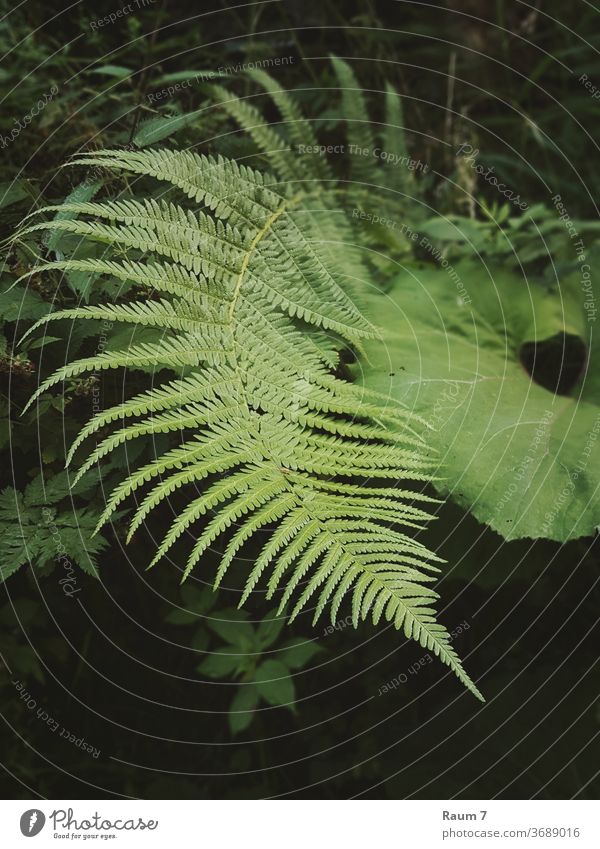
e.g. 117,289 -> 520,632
133,110 -> 203,147
0,284 -> 48,322
254,659 -> 295,706
0,476 -> 106,581
197,647 -> 241,678
0,180 -> 29,209
279,637 -> 322,669
164,608 -> 201,626
207,608 -> 254,647
228,685 -> 259,734
256,610 -> 286,648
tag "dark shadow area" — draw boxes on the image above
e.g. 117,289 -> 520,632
520,333 -> 587,396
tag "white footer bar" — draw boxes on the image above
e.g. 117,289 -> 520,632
0,799 -> 598,848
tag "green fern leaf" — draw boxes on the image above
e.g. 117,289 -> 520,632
16,73 -> 482,701
330,56 -> 378,183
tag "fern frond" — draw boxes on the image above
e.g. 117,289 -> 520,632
208,83 -> 304,184
18,74 -> 482,700
248,68 -> 333,182
382,81 -> 415,195
66,149 -> 283,227
330,56 -> 378,183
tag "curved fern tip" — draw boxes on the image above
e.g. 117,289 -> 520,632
467,680 -> 485,703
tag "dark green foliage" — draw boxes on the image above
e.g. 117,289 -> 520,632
0,472 -> 108,581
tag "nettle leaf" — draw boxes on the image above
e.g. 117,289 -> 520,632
165,607 -> 201,626
0,281 -> 49,322
133,109 -> 204,147
254,659 -> 295,706
256,611 -> 286,649
198,648 -> 241,679
207,609 -> 254,647
279,637 -> 322,669
0,179 -> 30,210
228,685 -> 259,735
356,261 -> 600,541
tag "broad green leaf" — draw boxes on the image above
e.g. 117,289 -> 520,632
254,659 -> 295,706
228,685 -> 259,734
180,582 -> 215,614
133,110 -> 203,147
0,283 -> 48,322
355,260 -> 600,541
255,610 -> 286,649
197,647 -> 241,678
164,608 -> 201,626
45,180 -> 103,257
207,608 -> 254,647
87,65 -> 132,79
418,216 -> 487,247
25,335 -> 61,351
0,180 -> 29,209
191,629 -> 210,652
279,638 -> 322,669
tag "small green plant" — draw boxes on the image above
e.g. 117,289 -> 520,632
0,471 -> 107,582
199,608 -> 320,734
164,583 -> 321,733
